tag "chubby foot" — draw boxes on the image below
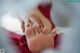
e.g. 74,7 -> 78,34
25,24 -> 56,53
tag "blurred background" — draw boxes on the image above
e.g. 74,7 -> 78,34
0,0 -> 80,53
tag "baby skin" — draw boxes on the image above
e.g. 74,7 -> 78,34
21,9 -> 56,53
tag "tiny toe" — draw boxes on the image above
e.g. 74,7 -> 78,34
25,27 -> 33,37
33,23 -> 39,34
42,26 -> 49,34
50,28 -> 56,37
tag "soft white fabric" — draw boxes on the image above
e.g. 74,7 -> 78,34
51,0 -> 80,53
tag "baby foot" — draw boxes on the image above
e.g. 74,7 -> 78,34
25,25 -> 42,53
25,24 -> 56,53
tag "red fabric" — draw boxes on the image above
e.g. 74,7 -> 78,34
7,31 -> 32,53
38,4 -> 55,29
5,3 -> 61,53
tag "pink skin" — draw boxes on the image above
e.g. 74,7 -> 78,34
20,9 -> 56,53
25,23 -> 56,53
